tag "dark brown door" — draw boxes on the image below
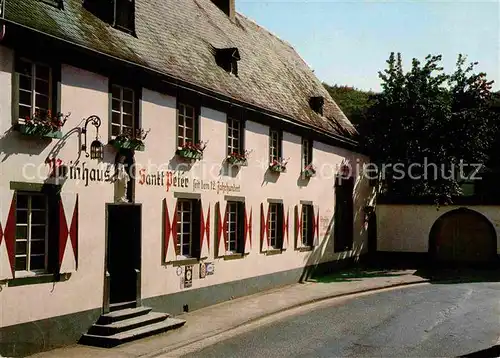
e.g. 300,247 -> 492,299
106,204 -> 141,305
432,209 -> 496,264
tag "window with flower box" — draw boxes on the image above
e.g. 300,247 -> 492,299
111,84 -> 135,137
269,129 -> 282,163
226,117 -> 247,165
302,138 -> 313,168
268,202 -> 284,250
12,56 -> 63,134
301,138 -> 315,178
177,103 -> 198,147
109,83 -> 145,150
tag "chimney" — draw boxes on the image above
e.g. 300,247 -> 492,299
211,0 -> 235,20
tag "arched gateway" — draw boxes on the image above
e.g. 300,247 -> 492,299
429,208 -> 497,265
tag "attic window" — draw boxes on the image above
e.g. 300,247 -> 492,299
83,0 -> 135,35
215,48 -> 240,77
309,96 -> 324,115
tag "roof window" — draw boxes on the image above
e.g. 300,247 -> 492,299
309,96 -> 324,115
83,0 -> 135,35
214,47 -> 240,77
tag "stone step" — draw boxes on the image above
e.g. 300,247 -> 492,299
90,312 -> 169,336
109,301 -> 137,312
98,306 -> 152,325
80,317 -> 186,348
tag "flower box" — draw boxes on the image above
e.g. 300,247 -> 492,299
176,141 -> 208,161
110,138 -> 145,151
176,148 -> 203,160
269,164 -> 287,173
109,128 -> 149,152
269,158 -> 289,173
17,111 -> 70,139
302,164 -> 316,178
18,124 -> 63,139
226,150 -> 252,166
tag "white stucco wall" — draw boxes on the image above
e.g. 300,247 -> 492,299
0,45 -> 373,327
377,204 -> 500,253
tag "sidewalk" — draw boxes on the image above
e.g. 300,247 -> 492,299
29,269 -> 429,358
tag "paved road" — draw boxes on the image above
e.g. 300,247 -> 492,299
185,282 -> 500,357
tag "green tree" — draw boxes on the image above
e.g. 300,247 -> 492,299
360,52 -> 496,204
323,83 -> 375,128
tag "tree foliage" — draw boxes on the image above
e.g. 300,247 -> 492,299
359,52 -> 497,203
322,83 -> 375,129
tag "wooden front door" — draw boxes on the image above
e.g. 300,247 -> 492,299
431,209 -> 496,264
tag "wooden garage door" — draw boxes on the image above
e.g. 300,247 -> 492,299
432,209 -> 496,263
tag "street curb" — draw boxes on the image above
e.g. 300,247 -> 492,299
143,278 -> 431,357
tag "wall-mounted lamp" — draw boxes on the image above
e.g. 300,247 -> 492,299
81,115 -> 104,160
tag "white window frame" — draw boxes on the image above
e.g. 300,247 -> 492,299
268,203 -> 279,249
269,130 -> 281,163
14,192 -> 49,276
17,58 -> 52,124
111,84 -> 135,138
177,103 -> 196,148
301,204 -> 313,247
227,117 -> 242,155
176,199 -> 193,258
226,201 -> 240,253
302,138 -> 313,168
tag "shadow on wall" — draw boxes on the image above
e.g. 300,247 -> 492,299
0,127 -> 49,162
298,173 -> 376,282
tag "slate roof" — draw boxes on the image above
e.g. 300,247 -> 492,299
4,0 -> 357,140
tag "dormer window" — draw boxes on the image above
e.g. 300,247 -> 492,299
83,0 -> 135,35
214,48 -> 240,77
309,96 -> 324,115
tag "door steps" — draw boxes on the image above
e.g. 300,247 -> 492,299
79,304 -> 186,348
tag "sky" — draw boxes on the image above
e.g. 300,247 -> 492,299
237,0 -> 500,92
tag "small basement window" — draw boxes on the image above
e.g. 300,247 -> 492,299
214,47 -> 240,77
309,96 -> 324,115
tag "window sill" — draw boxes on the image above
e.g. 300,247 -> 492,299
172,257 -> 200,266
6,272 -> 71,287
223,253 -> 246,261
265,248 -> 285,256
298,246 -> 314,252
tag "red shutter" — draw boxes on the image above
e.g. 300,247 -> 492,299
69,194 -> 79,270
58,198 -> 68,268
266,205 -> 271,248
222,204 -> 229,251
172,201 -> 179,256
3,194 -> 16,278
215,202 -> 224,257
313,207 -> 320,246
163,199 -> 171,262
294,205 -> 299,250
200,200 -> 205,256
205,205 -> 210,251
248,208 -> 252,248
243,203 -> 248,252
